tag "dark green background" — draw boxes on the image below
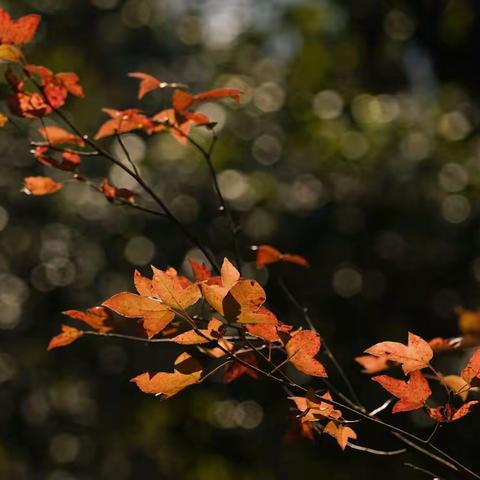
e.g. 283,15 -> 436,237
0,0 -> 479,478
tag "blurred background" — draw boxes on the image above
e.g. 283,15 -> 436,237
1,0 -> 480,478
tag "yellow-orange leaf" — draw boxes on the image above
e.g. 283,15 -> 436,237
151,266 -> 201,310
171,319 -> 224,345
289,390 -> 341,422
323,421 -> 357,450
102,291 -> 175,338
48,325 -> 82,351
285,330 -> 327,377
131,352 -> 202,398
0,113 -> 8,127
23,176 -> 62,195
0,44 -> 23,63
223,279 -> 278,325
62,307 -> 111,333
201,258 -> 240,314
365,332 -> 433,375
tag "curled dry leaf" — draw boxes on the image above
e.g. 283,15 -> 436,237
38,126 -> 85,146
442,375 -> 470,402
100,179 -> 135,204
255,244 -> 310,269
102,291 -> 175,338
372,370 -> 432,413
62,307 -> 111,333
428,401 -> 478,423
33,146 -> 80,172
48,325 -> 83,351
131,352 -> 203,398
354,354 -> 390,374
8,91 -> 51,118
285,330 -> 327,377
23,176 -> 62,195
289,390 -> 341,422
0,9 -> 41,45
323,421 -> 357,451
461,347 -> 480,385
365,332 -> 433,375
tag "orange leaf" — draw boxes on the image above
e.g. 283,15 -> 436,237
171,319 -> 224,345
129,72 -> 187,99
38,126 -> 85,146
172,90 -> 195,112
354,355 -> 390,374
222,279 -> 277,325
8,91 -> 52,118
48,325 -> 82,351
102,291 -> 175,338
194,88 -> 242,104
95,108 -> 152,140
428,401 -> 478,423
33,146 -> 80,172
62,307 -> 111,333
0,9 -> 41,45
461,347 -> 480,384
173,88 -> 241,113
134,269 -> 155,297
0,113 -> 8,127
245,322 -> 292,343
255,245 -> 310,268
372,370 -> 432,413
323,421 -> 357,450
23,176 -> 62,195
289,390 -> 341,422
365,332 -> 433,375
428,336 -> 461,353
151,266 -> 201,310
201,258 -> 240,314
188,258 -> 211,282
285,330 -> 327,377
131,352 -> 202,398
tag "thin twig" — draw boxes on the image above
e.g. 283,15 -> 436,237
115,132 -> 140,176
278,275 -> 365,411
404,462 -> 443,479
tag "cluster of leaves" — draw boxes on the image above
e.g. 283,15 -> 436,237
3,7 -> 480,475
